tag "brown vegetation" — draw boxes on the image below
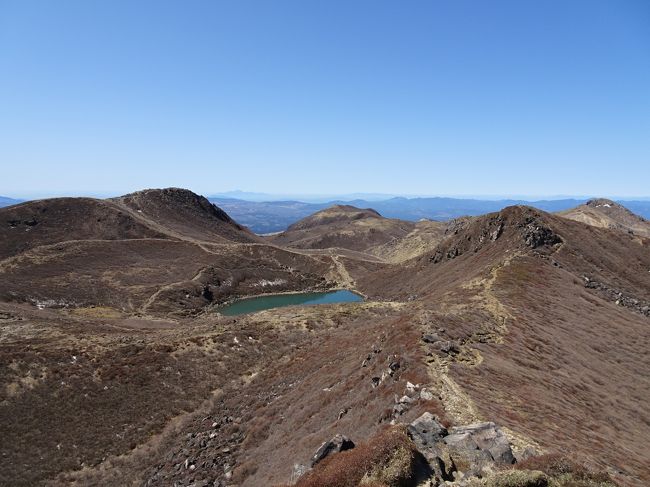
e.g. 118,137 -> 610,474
290,426 -> 419,487
1,193 -> 649,486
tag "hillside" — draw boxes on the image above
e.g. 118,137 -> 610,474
1,197 -> 168,258
114,188 -> 260,243
1,193 -> 649,487
358,205 -> 650,485
559,198 -> 650,238
271,204 -> 447,261
271,204 -> 414,253
0,189 -> 336,314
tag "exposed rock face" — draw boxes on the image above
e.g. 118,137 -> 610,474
522,221 -> 562,248
407,413 -> 516,483
310,434 -> 355,467
429,206 -> 563,265
408,412 -> 448,446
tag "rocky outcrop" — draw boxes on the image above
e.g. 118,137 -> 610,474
429,207 -> 563,264
407,413 -> 516,484
522,222 -> 562,249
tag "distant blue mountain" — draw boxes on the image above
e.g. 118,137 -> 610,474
210,196 -> 650,234
0,196 -> 23,208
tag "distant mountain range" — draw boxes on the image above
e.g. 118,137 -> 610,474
210,196 -> 650,234
0,196 -> 23,207
209,190 -> 404,202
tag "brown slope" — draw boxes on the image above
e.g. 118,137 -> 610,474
358,205 -> 650,485
371,219 -> 448,263
0,188 -> 259,262
559,198 -> 650,238
0,197 -> 167,259
0,189 -> 334,314
271,204 -> 446,261
0,238 -> 336,316
3,199 -> 648,487
113,187 -> 260,244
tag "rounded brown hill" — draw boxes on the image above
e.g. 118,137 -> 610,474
0,188 -> 258,259
285,204 -> 383,231
271,204 -> 445,258
113,187 -> 260,243
558,198 -> 650,238
0,197 -> 167,259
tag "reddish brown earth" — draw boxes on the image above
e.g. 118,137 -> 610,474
1,190 -> 648,486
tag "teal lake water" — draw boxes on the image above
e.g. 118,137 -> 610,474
216,290 -> 363,316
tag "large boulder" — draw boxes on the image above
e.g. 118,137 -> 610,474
408,412 -> 447,446
443,432 -> 494,475
449,422 -> 516,466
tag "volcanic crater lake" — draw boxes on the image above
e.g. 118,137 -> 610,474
216,290 -> 363,316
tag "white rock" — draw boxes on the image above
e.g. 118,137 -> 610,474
420,389 -> 435,401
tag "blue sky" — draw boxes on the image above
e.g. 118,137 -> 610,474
1,0 -> 649,198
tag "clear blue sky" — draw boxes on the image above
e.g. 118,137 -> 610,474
1,0 -> 649,198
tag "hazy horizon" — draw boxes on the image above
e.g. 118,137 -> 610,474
3,188 -> 650,203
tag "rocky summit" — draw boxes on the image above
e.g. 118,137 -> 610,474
1,188 -> 648,487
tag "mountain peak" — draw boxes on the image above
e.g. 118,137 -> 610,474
560,198 -> 650,237
285,204 -> 382,232
116,187 -> 236,225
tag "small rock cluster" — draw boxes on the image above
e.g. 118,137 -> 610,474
421,330 -> 461,358
370,355 -> 401,388
146,414 -> 242,487
361,343 -> 383,368
583,276 -> 650,317
391,381 -> 437,421
7,218 -> 38,228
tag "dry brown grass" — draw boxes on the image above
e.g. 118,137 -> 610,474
289,426 -> 417,487
515,454 -> 614,484
3,199 -> 649,487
